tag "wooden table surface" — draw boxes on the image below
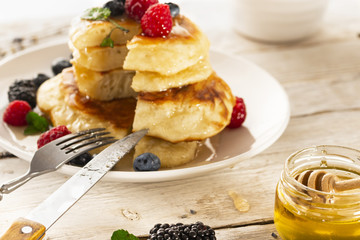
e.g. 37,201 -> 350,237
0,0 -> 360,239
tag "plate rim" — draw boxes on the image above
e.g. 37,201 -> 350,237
0,41 -> 290,182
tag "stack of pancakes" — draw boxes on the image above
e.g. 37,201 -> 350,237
37,14 -> 235,168
37,16 -> 141,141
69,16 -> 141,100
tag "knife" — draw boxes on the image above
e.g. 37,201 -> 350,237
0,129 -> 148,240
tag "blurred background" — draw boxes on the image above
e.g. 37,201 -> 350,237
0,0 -> 232,58
0,0 -> 358,59
0,0 -> 231,41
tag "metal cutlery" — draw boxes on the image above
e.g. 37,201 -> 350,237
0,128 -> 116,200
0,129 -> 147,240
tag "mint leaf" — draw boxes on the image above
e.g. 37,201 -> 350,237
26,112 -> 49,132
101,37 -> 114,48
111,229 -> 139,240
108,19 -> 130,33
24,125 -> 40,135
100,21 -> 129,48
80,8 -> 128,48
81,7 -> 111,21
24,111 -> 49,135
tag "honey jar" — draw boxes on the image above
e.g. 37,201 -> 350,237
274,145 -> 360,240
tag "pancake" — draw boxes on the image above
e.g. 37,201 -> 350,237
132,72 -> 235,143
69,16 -> 141,50
37,68 -> 199,168
123,15 -> 210,75
131,58 -> 212,92
37,8 -> 236,168
134,136 -> 198,168
73,63 -> 136,100
37,68 -> 136,140
70,43 -> 128,72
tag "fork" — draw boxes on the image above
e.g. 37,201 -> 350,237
0,128 -> 116,200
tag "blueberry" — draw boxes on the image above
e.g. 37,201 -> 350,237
33,73 -> 50,90
133,152 -> 161,171
165,2 -> 180,17
8,79 -> 37,108
103,1 -> 125,17
51,57 -> 72,75
68,152 -> 93,167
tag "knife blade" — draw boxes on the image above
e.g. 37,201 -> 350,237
0,129 -> 148,240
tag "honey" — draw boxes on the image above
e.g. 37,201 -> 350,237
274,145 -> 360,240
60,69 -> 136,130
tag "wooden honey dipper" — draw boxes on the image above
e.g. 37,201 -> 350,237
296,170 -> 360,192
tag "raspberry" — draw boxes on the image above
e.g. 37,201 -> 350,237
37,125 -> 71,149
141,3 -> 173,37
228,97 -> 246,128
125,0 -> 158,21
3,100 -> 31,126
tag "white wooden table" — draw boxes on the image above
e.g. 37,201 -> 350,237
0,0 -> 360,239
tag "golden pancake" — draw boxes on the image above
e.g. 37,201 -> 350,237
131,58 -> 212,92
123,15 -> 210,75
134,136 -> 198,168
37,68 -> 136,140
72,63 -> 136,100
37,8 -> 237,168
70,43 -> 128,72
37,69 -> 199,168
132,72 -> 235,143
69,16 -> 141,50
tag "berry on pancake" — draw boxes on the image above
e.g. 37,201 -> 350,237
141,3 -> 172,37
125,0 -> 158,21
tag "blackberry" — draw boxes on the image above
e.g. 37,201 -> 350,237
165,2 -> 180,17
68,152 -> 93,167
148,222 -> 216,240
51,57 -> 72,75
8,79 -> 37,108
33,73 -> 50,90
133,152 -> 161,171
104,0 -> 125,17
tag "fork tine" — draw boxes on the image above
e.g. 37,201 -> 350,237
63,138 -> 117,161
59,131 -> 111,150
64,136 -> 116,154
49,128 -> 107,146
45,138 -> 117,172
0,129 -> 119,198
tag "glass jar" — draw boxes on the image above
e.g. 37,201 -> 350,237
274,145 -> 360,240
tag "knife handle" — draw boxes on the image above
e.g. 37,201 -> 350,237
0,218 -> 45,240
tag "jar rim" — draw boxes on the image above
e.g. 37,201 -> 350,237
284,145 -> 360,197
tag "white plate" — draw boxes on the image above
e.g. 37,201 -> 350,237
0,41 -> 290,182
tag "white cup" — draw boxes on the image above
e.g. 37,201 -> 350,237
234,0 -> 329,43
